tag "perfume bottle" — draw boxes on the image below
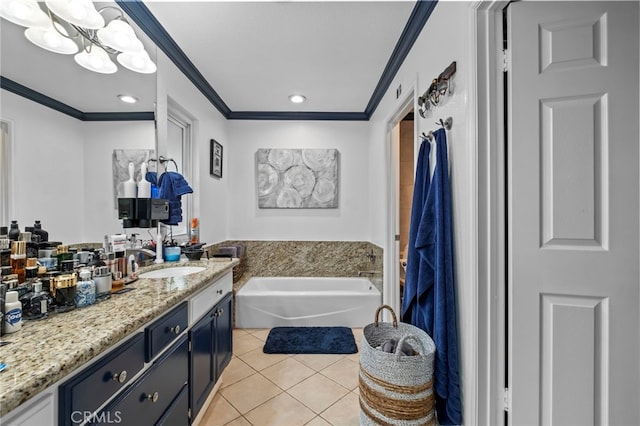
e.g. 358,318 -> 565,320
75,269 -> 96,308
24,281 -> 51,320
10,241 -> 26,283
93,266 -> 112,302
54,274 -> 76,313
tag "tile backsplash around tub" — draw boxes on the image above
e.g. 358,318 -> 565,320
208,240 -> 383,284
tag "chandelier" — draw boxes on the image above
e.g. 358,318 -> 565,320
0,0 -> 156,74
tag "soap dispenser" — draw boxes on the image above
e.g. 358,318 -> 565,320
123,162 -> 137,198
138,162 -> 151,198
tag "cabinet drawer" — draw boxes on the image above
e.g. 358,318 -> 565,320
145,302 -> 188,362
94,335 -> 189,426
190,271 -> 232,324
156,382 -> 188,426
59,333 -> 145,426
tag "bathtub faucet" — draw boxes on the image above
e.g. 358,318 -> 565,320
358,270 -> 382,277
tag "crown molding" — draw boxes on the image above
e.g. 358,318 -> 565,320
1,76 -> 154,121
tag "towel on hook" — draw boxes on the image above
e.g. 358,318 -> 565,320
158,171 -> 193,225
402,136 -> 431,328
401,128 -> 461,425
145,171 -> 157,185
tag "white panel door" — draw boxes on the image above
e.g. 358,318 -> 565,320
507,2 -> 639,425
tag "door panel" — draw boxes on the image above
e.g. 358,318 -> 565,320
508,1 -> 639,425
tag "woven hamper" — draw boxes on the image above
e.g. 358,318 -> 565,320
359,305 -> 436,426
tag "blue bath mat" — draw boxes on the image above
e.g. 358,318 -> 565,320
263,326 -> 358,354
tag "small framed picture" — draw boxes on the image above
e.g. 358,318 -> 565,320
210,139 -> 223,178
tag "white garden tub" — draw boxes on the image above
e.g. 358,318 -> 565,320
235,276 -> 381,328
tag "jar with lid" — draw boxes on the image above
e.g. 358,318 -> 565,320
54,274 -> 76,313
93,266 -> 111,301
75,269 -> 96,308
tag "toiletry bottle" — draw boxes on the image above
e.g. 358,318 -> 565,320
75,269 -> 96,308
10,241 -> 26,283
190,217 -> 199,244
24,281 -> 51,320
4,290 -> 22,333
19,266 -> 39,312
94,266 -> 112,301
54,274 -> 76,313
33,220 -> 48,242
123,162 -> 137,198
138,162 -> 151,198
8,221 -> 20,241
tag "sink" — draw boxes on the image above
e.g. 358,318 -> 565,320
139,266 -> 206,279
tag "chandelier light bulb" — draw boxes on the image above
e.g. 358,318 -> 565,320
67,0 -> 86,21
0,0 -> 50,27
10,2 -> 29,19
45,0 -> 104,29
97,19 -> 143,53
74,45 -> 117,74
42,29 -> 62,48
25,23 -> 78,54
117,50 -> 157,74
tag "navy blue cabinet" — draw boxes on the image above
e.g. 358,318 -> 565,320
58,333 -> 145,426
213,293 -> 233,381
157,383 -> 189,426
189,292 -> 233,420
145,301 -> 188,362
93,335 -> 189,426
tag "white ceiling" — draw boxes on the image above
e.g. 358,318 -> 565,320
145,1 -> 415,113
0,1 -> 417,115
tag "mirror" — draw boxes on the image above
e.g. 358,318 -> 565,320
0,1 -> 157,244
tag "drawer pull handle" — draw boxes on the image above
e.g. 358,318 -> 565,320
170,325 -> 181,335
218,308 -> 224,315
146,392 -> 159,403
217,289 -> 223,295
112,371 -> 127,383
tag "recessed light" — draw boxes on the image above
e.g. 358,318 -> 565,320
289,94 -> 306,104
118,94 -> 138,104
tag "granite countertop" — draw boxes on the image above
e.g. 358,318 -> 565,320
0,257 -> 239,417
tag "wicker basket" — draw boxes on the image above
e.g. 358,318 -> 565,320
359,305 -> 436,426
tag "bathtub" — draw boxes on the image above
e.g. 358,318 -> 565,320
235,277 -> 382,328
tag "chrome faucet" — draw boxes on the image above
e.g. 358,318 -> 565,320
126,247 -> 158,267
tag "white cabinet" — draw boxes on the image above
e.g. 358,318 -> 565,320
1,390 -> 56,426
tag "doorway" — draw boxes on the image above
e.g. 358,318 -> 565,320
398,110 -> 415,308
386,90 -> 416,316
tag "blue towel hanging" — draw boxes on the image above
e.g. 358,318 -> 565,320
402,128 -> 461,425
401,137 -> 431,329
157,171 -> 193,225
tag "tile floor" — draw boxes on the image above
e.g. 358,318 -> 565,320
198,328 -> 364,426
